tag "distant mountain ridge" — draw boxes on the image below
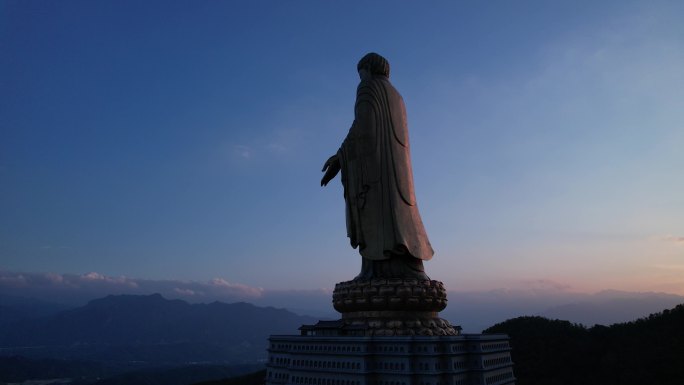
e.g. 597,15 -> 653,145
0,294 -> 70,329
540,290 -> 684,326
442,289 -> 684,332
4,272 -> 684,332
0,293 -> 316,365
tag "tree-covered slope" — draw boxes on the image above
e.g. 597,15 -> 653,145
484,304 -> 684,385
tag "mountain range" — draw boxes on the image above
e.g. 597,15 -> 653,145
2,291 -> 683,384
441,289 -> 684,331
0,294 -> 315,366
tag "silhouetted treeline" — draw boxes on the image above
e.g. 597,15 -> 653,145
484,303 -> 684,385
192,369 -> 266,385
0,355 -> 117,382
91,364 -> 262,385
0,356 -> 262,385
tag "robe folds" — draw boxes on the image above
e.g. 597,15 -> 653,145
338,76 -> 434,261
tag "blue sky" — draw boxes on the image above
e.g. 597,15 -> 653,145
2,0 -> 683,296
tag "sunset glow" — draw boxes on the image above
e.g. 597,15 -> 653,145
1,0 -> 683,299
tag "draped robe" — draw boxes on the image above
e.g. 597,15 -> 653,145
337,75 -> 434,261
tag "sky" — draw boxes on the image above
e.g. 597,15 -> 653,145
2,0 -> 684,301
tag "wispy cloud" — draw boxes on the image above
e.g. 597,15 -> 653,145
40,245 -> 71,250
653,264 -> 684,271
208,277 -> 263,297
0,271 -> 263,306
222,126 -> 302,164
80,272 -> 139,287
0,273 -> 29,287
266,142 -> 287,153
517,279 -> 573,293
174,287 -> 198,296
661,235 -> 684,244
232,145 -> 252,159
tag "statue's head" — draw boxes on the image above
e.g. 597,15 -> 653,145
357,53 -> 390,78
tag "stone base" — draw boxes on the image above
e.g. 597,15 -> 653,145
300,315 -> 458,337
266,333 -> 515,385
333,279 -> 448,313
331,279 -> 457,336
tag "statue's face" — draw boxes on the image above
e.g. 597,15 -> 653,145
358,68 -> 371,81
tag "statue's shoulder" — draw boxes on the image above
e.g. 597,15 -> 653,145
355,79 -> 377,106
356,78 -> 373,92
356,77 -> 392,99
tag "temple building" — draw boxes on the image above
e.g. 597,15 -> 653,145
265,278 -> 515,385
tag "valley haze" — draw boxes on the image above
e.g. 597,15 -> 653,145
2,270 -> 682,332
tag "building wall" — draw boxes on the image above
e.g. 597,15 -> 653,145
266,334 -> 515,385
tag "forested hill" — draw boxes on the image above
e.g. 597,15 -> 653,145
484,303 -> 684,385
192,370 -> 266,385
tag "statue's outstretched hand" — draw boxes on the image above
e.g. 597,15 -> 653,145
321,154 -> 341,186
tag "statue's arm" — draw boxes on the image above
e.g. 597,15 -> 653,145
321,83 -> 368,187
321,153 -> 341,186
